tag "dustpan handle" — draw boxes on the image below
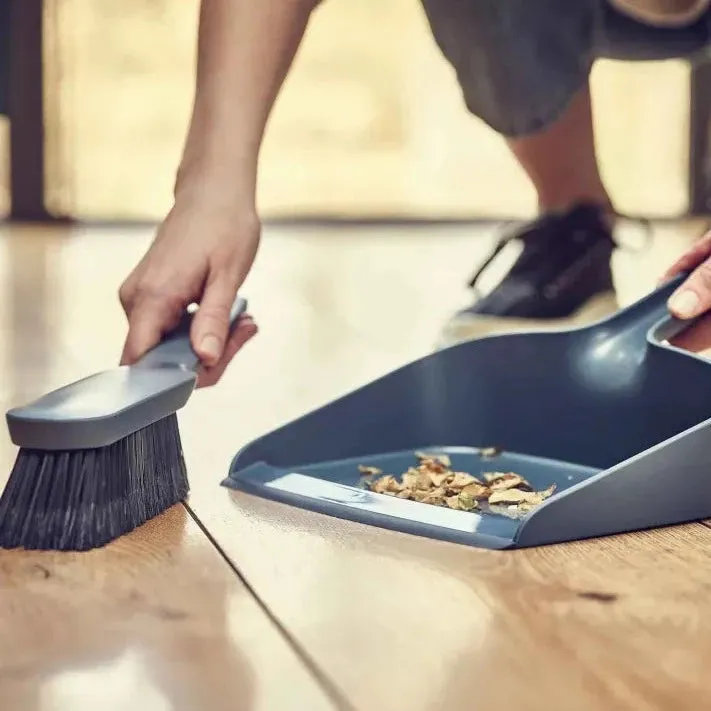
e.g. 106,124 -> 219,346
135,296 -> 248,371
649,313 -> 700,344
602,273 -> 691,341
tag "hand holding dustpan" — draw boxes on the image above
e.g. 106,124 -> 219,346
659,230 -> 711,355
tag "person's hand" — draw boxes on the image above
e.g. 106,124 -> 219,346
664,231 -> 711,320
119,198 -> 260,387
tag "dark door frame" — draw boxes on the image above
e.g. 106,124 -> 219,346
689,59 -> 711,216
8,0 -> 54,221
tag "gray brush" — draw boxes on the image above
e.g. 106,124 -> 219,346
0,296 -> 248,551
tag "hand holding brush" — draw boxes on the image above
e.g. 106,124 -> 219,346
0,297 -> 249,552
119,198 -> 260,387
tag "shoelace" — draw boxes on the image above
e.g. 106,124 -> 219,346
467,212 -> 653,300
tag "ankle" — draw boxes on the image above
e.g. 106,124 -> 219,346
537,197 -> 616,230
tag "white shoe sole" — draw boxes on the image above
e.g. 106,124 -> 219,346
436,291 -> 620,349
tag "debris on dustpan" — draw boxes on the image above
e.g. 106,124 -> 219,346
357,450 -> 556,519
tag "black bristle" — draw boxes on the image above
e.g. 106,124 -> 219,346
0,414 -> 189,551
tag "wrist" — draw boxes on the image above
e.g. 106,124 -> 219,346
174,160 -> 257,214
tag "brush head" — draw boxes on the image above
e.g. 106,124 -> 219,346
6,365 -> 196,451
0,413 -> 188,551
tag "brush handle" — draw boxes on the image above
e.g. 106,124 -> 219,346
136,296 -> 248,372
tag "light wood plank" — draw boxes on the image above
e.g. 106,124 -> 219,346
0,505 -> 336,711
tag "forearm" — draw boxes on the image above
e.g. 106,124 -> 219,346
176,0 -> 317,207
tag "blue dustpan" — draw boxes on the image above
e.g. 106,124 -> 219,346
224,275 -> 711,549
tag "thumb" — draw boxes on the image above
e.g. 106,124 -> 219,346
121,295 -> 182,365
668,259 -> 711,320
190,273 -> 237,367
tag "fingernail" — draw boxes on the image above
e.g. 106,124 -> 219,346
668,289 -> 700,318
199,335 -> 221,361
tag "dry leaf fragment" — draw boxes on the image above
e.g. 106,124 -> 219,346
461,482 -> 490,500
415,471 -> 434,491
487,473 -> 532,491
419,460 -> 449,475
539,484 -> 556,499
429,472 -> 450,487
415,451 -> 451,468
421,488 -> 446,506
448,472 -> 479,490
483,472 -> 506,484
488,488 -> 529,505
457,492 -> 478,511
370,475 -> 402,494
359,454 -> 554,516
519,484 -> 556,506
358,465 -> 382,477
401,470 -> 420,489
480,446 -> 502,459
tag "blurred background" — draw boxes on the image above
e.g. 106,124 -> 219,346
0,0 -> 706,223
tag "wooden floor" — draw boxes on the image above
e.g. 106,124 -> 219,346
1,219 -> 711,710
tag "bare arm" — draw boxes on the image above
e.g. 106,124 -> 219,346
120,0 -> 318,382
177,0 -> 318,208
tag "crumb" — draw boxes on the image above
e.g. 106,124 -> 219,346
358,465 -> 382,477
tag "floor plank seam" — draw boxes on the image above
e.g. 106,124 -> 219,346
183,503 -> 357,711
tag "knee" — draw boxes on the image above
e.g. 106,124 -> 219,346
418,0 -> 596,137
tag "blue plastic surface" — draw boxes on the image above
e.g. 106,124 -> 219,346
225,276 -> 711,548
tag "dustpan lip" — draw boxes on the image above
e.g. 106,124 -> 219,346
223,460 -> 516,550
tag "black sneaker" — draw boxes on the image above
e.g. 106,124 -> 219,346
438,203 -> 620,346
